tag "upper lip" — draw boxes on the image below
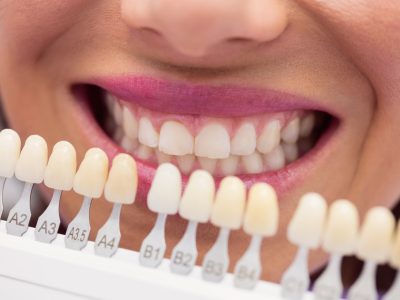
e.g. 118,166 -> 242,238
84,76 -> 336,117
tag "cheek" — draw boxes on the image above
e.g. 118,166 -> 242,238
0,1 -> 90,133
0,1 -> 89,66
299,0 -> 400,98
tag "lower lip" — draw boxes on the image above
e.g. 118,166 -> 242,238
71,86 -> 338,203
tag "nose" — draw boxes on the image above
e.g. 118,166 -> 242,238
121,0 -> 288,57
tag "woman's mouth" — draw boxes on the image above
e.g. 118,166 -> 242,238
71,76 -> 337,198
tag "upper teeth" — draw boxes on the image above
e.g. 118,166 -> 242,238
231,122 -> 257,156
159,121 -> 194,156
281,118 -> 300,144
195,123 -> 230,159
256,120 -> 281,154
122,107 -> 138,140
110,98 -> 317,176
138,117 -> 159,148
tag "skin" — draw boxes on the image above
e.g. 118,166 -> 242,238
0,0 -> 399,283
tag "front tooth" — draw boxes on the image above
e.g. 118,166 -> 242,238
198,157 -> 217,174
179,170 -> 215,223
231,123 -> 256,156
281,118 -> 300,144
241,152 -> 263,174
210,176 -> 246,230
122,107 -> 138,140
243,183 -> 279,236
138,117 -> 159,148
73,148 -> 109,198
356,207 -> 395,263
219,155 -> 239,176
155,150 -> 172,164
113,101 -> 123,125
159,121 -> 194,155
44,141 -> 77,191
104,154 -> 138,204
136,144 -> 153,160
147,163 -> 182,214
0,129 -> 21,178
15,135 -> 48,184
282,143 -> 299,163
287,193 -> 327,248
322,200 -> 359,255
257,120 -> 281,154
195,123 -> 230,159
264,146 -> 285,171
176,154 -> 195,174
300,114 -> 315,137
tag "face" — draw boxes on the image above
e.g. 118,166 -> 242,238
1,0 -> 399,282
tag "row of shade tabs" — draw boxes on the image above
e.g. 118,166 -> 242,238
1,128 -> 400,300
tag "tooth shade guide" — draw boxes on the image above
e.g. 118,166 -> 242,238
34,190 -> 63,243
35,141 -> 78,243
233,234 -> 264,290
140,163 -> 182,268
0,129 -> 21,178
14,134 -> 48,184
201,228 -> 231,283
64,196 -> 92,250
170,221 -> 199,275
355,207 -> 395,263
234,183 -> 279,289
95,153 -> 138,257
209,176 -> 246,230
171,170 -> 215,275
147,163 -> 182,215
43,141 -> 77,191
281,192 -> 327,299
94,203 -> 123,257
6,183 -> 34,236
348,207 -> 395,300
66,147 -> 109,250
202,176 -> 246,282
0,225 -> 323,300
104,153 -> 138,205
0,128 -> 343,297
313,254 -> 343,300
72,147 -> 109,199
139,213 -> 168,268
0,129 -> 21,216
313,199 -> 359,299
322,200 -> 359,255
7,134 -> 48,237
287,192 -> 327,248
243,183 -> 279,237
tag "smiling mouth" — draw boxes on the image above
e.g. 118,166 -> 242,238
71,76 -> 336,195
